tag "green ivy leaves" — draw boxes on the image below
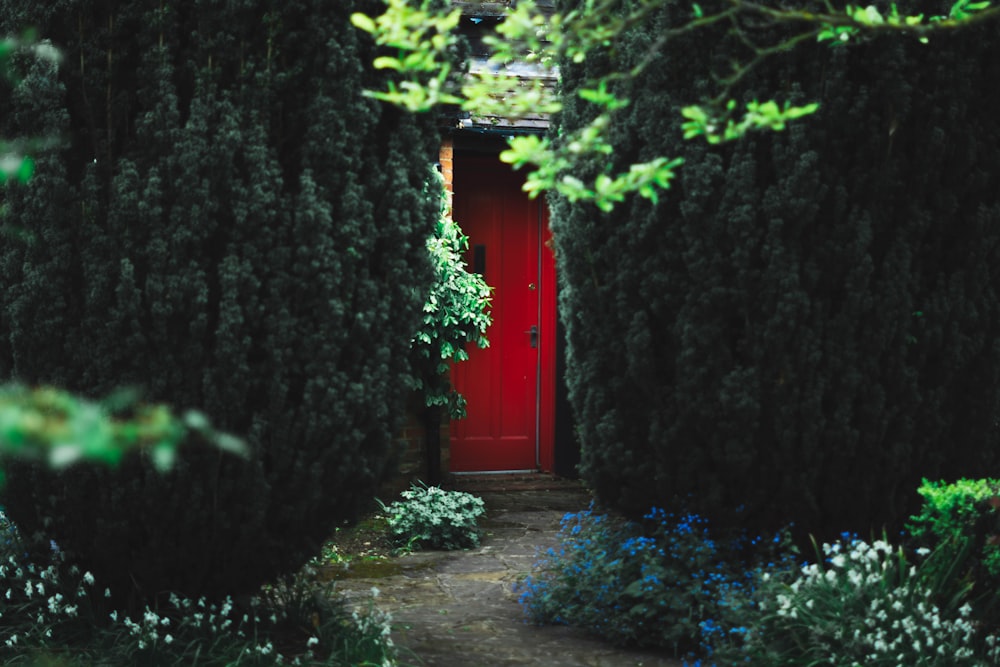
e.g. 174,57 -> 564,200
410,172 -> 492,419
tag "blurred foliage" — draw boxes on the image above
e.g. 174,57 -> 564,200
0,385 -> 245,482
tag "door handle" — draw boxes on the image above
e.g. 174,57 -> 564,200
525,325 -> 538,348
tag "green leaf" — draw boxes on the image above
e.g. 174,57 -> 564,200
151,442 -> 177,472
373,56 -> 402,71
350,12 -> 377,34
16,156 -> 34,183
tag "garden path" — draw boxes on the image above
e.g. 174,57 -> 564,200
331,475 -> 687,667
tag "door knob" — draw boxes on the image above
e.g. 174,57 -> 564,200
525,325 -> 538,348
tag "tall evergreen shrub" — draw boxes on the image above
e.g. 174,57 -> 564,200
551,0 -> 1000,539
0,0 -> 438,605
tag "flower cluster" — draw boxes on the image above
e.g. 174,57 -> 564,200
517,504 -> 789,654
380,483 -> 486,550
0,510 -> 397,665
710,536 -> 1000,666
0,540 -> 95,650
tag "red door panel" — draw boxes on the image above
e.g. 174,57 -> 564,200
450,154 -> 550,472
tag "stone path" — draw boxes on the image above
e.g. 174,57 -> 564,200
332,477 -> 687,667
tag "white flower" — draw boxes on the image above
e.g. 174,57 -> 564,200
6,633 -> 17,646
110,610 -> 118,622
306,636 -> 319,647
83,571 -> 95,586
164,634 -> 173,644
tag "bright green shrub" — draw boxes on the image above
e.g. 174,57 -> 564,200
0,0 -> 439,608
380,483 -> 486,550
906,478 -> 1000,628
908,478 -> 1000,554
551,0 -> 1000,540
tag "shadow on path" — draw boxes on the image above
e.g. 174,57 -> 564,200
333,476 -> 687,667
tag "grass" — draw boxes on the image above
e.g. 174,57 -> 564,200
314,515 -> 395,568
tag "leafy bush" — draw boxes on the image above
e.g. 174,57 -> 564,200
708,536 -> 999,667
0,513 -> 396,666
552,0 -> 1000,542
409,170 -> 492,420
517,504 -> 791,654
905,478 -> 1000,632
0,0 -> 440,606
380,484 -> 486,550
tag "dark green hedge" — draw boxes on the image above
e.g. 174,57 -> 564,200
0,0 -> 438,606
551,0 -> 1000,539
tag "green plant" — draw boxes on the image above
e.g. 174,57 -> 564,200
0,385 -> 244,482
379,483 -> 485,550
517,505 -> 792,655
409,170 -> 492,420
547,0 -> 1000,542
0,0 -> 439,608
906,478 -> 1000,629
352,0 -> 998,209
0,513 -> 396,666
0,39 -> 239,481
710,535 -> 999,666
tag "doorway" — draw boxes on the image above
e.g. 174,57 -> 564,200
449,153 -> 556,472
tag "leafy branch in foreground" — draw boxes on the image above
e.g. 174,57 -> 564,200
0,385 -> 246,481
351,0 -> 996,210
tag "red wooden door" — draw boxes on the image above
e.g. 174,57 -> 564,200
450,154 -> 555,472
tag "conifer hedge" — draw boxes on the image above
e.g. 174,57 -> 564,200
0,0 -> 438,604
551,1 -> 1000,539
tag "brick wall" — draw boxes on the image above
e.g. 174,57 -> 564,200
384,392 -> 451,497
